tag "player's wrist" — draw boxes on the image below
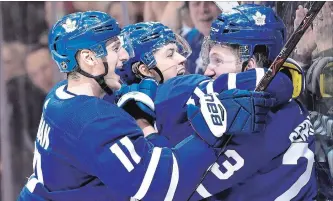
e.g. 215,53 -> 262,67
136,118 -> 156,137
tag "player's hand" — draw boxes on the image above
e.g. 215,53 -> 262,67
294,5 -> 316,57
294,5 -> 308,29
116,78 -> 158,124
187,88 -> 276,147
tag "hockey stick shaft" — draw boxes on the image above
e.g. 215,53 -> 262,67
188,2 -> 325,200
255,1 -> 325,92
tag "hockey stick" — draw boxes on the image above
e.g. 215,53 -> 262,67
187,2 -> 326,200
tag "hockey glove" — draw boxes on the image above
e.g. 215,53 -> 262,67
187,87 -> 276,147
116,78 -> 158,123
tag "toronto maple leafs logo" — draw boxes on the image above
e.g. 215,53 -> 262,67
252,11 -> 266,26
62,18 -> 77,33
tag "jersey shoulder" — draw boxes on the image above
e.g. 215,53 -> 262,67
156,74 -> 209,105
44,83 -> 137,139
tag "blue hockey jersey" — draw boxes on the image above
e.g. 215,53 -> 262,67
155,68 -> 292,146
154,69 -> 317,201
17,80 -> 221,201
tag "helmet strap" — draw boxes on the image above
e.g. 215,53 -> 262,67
152,67 -> 164,84
76,59 -> 113,95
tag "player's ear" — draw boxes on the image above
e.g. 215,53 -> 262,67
246,58 -> 256,70
138,64 -> 154,77
80,49 -> 98,66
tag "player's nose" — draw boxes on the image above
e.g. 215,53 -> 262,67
118,47 -> 130,63
204,64 -> 216,78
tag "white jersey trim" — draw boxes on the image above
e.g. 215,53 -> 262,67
55,85 -> 74,100
133,147 -> 162,200
196,184 -> 212,198
228,73 -> 237,89
164,153 -> 179,201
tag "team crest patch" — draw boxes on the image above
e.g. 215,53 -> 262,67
62,18 -> 77,33
253,11 -> 266,26
60,61 -> 67,69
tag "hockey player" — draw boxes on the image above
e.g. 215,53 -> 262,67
193,4 -> 317,200
117,4 -> 317,201
115,21 -> 291,145
17,11 -> 277,201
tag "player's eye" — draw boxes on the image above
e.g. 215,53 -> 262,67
112,45 -> 120,52
210,57 -> 223,65
111,41 -> 121,52
216,58 -> 223,64
167,49 -> 175,58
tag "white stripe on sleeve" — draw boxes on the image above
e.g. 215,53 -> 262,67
228,73 -> 237,89
164,153 -> 179,201
133,147 -> 162,200
110,144 -> 134,172
255,68 -> 265,87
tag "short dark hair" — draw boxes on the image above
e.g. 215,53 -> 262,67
252,45 -> 270,68
27,43 -> 48,55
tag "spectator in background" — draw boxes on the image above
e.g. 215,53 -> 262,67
1,41 -> 27,198
184,2 -> 220,74
6,44 -> 54,196
143,1 -> 168,22
106,1 -> 142,28
180,2 -> 194,36
71,1 -> 102,12
1,42 -> 27,82
159,2 -> 194,37
25,44 -> 54,93
292,3 -> 333,200
0,2 -> 48,44
293,2 -> 333,66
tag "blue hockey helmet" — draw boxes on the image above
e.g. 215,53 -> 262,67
201,4 -> 286,67
49,11 -> 127,73
117,22 -> 191,84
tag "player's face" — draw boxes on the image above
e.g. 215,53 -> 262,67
204,44 -> 241,79
26,48 -> 54,93
189,1 -> 220,36
154,43 -> 186,82
104,37 -> 130,90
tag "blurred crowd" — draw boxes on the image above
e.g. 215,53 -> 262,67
0,1 -> 333,200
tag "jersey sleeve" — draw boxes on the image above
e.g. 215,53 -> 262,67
146,133 -> 172,147
189,100 -> 305,200
212,68 -> 293,105
76,109 -> 217,201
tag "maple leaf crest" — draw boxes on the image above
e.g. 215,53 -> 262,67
62,18 -> 77,33
252,11 -> 266,26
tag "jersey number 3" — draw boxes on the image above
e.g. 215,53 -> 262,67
275,143 -> 314,201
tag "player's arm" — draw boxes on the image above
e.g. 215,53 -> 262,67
115,79 -> 171,144
189,100 -> 311,200
116,78 -> 174,146
77,109 -> 218,201
212,63 -> 304,104
78,86 -> 276,201
145,133 -> 172,147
